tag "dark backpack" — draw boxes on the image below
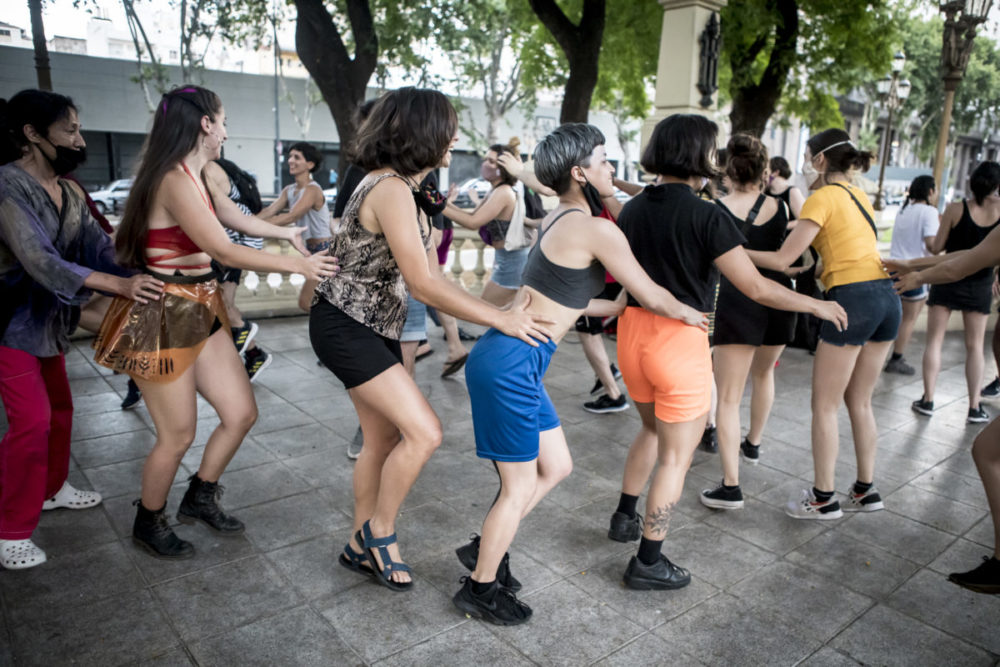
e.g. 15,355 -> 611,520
215,158 -> 263,214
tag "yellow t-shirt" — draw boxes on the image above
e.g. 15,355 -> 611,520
799,183 -> 887,289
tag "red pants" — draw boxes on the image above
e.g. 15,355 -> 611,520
0,346 -> 73,539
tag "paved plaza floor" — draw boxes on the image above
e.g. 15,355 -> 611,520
1,316 -> 998,666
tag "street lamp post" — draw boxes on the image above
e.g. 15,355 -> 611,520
875,52 -> 911,211
932,0 -> 994,203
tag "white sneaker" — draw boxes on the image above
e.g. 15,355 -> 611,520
843,485 -> 885,512
41,482 -> 102,511
785,488 -> 843,520
0,539 -> 47,569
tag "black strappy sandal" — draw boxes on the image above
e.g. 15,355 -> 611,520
361,520 -> 413,592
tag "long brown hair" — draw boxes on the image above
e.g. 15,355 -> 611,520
116,85 -> 222,269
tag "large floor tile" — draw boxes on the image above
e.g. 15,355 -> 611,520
654,593 -> 822,666
152,555 -> 302,641
190,605 -> 357,666
831,604 -> 993,666
886,569 -> 1000,654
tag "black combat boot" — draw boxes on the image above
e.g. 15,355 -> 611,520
176,474 -> 245,534
132,500 -> 194,559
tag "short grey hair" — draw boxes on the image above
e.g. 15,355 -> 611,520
533,123 -> 606,195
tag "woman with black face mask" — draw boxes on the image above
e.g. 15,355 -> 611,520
0,89 -> 164,570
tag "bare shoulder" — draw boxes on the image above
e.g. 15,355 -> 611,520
202,161 -> 229,190
942,201 -> 964,224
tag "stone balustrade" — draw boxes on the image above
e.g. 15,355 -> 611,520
235,229 -> 492,319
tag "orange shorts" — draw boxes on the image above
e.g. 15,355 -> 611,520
617,306 -> 712,423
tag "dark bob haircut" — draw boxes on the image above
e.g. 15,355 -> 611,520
289,141 -> 323,173
806,128 -> 873,175
533,123 -> 606,196
0,89 -> 77,165
350,87 -> 457,177
969,161 -> 1000,206
769,156 -> 792,179
641,114 -> 719,180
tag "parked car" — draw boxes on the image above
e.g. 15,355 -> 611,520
451,178 -> 492,209
89,179 -> 132,215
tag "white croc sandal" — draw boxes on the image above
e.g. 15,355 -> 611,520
41,482 -> 102,511
0,539 -> 47,570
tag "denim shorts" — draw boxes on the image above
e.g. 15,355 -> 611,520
820,279 -> 901,346
400,294 -> 427,342
899,285 -> 928,301
489,246 -> 530,290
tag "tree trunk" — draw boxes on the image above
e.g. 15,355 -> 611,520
528,0 -> 605,124
28,0 -> 52,91
727,0 -> 798,137
293,0 -> 377,178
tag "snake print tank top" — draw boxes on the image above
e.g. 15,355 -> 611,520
312,173 -> 432,339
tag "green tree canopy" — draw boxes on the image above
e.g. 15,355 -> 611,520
898,14 -> 1000,163
721,0 -> 901,137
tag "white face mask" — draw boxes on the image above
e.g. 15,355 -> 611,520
802,160 -> 822,188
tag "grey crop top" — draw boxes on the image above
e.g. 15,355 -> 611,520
521,208 -> 606,309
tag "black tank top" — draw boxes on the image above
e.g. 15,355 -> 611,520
521,208 -> 606,309
944,200 -> 999,283
717,195 -> 791,286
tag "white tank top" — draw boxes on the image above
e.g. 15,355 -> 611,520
285,181 -> 332,240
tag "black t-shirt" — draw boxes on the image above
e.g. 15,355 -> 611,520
333,164 -> 367,219
618,183 -> 745,311
421,170 -> 449,230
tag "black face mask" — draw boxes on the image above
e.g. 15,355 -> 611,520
582,181 -> 604,216
413,185 -> 447,217
42,138 -> 87,176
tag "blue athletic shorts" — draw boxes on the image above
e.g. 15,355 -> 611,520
465,328 -> 560,462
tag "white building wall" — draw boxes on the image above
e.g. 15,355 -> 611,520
0,46 -> 637,192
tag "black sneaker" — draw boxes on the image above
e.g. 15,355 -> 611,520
968,406 -> 990,424
607,511 -> 642,542
623,554 -> 691,590
455,534 -> 522,592
739,438 -> 760,465
120,379 -> 142,410
948,556 -> 1000,594
884,356 -> 916,375
589,364 -> 623,396
911,398 -> 934,416
453,576 -> 532,625
583,394 -> 629,414
698,425 -> 718,453
457,327 -> 480,341
231,321 -> 258,356
699,482 -> 744,509
244,348 -> 272,384
982,377 -> 1000,399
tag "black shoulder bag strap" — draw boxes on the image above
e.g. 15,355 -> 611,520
830,182 -> 878,238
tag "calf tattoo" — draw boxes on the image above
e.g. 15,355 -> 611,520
647,502 -> 676,537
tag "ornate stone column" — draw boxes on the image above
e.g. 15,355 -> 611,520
642,0 -> 728,148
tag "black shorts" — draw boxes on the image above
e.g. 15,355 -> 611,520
210,260 -> 242,285
309,299 -> 402,389
574,283 -> 622,334
928,277 -> 993,315
713,275 -> 796,347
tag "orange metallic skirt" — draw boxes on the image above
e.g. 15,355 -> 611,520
93,271 -> 229,383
